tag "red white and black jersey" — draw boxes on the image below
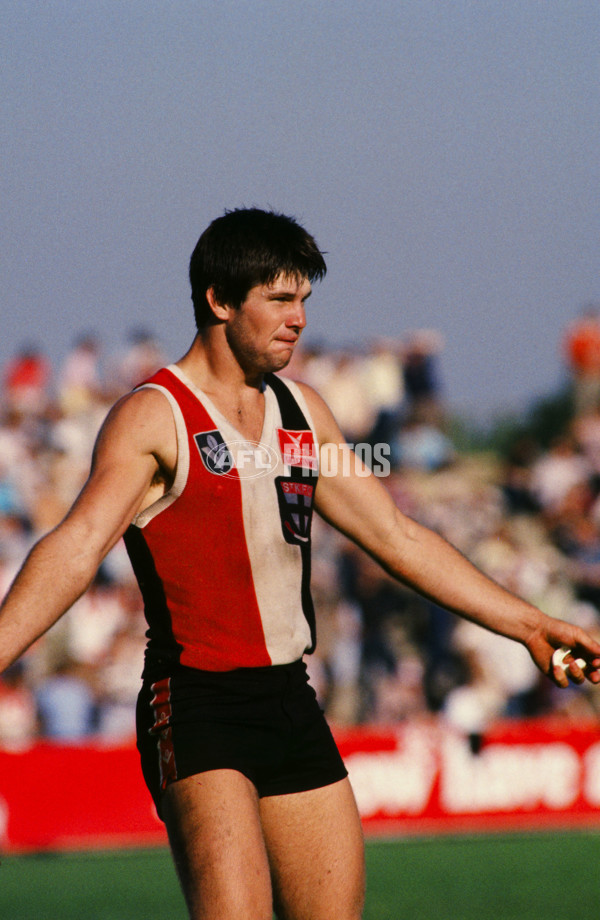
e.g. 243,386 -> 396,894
124,365 -> 319,674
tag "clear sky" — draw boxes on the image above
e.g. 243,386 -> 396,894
2,0 -> 598,421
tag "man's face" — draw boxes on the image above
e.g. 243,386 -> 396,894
224,273 -> 312,374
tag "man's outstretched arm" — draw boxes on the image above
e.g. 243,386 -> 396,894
301,384 -> 600,689
0,388 -> 174,672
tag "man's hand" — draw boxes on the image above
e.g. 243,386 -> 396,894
525,617 -> 600,688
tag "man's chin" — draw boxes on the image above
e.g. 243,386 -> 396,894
264,346 -> 295,373
265,356 -> 292,374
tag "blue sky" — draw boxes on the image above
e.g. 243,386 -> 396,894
2,0 -> 598,421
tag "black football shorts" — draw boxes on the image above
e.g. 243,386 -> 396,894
136,658 -> 348,817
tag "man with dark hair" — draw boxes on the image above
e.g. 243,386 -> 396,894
1,208 -> 599,920
189,208 -> 327,328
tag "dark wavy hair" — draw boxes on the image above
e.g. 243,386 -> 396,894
189,208 -> 327,330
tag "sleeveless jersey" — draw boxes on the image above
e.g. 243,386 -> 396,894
123,365 -> 319,673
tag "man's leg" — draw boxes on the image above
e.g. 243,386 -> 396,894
161,769 -> 273,920
259,777 -> 366,920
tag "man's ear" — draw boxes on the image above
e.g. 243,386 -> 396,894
206,287 -> 230,322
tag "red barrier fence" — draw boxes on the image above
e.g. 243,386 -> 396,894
336,718 -> 600,836
1,718 -> 599,851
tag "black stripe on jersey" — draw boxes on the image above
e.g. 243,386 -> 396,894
123,524 -> 183,677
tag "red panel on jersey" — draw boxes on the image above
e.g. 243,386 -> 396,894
135,368 -> 271,670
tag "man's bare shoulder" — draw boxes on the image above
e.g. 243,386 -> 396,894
293,380 -> 342,443
95,385 -> 177,467
110,383 -> 175,415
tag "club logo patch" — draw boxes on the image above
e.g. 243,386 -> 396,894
277,429 -> 318,471
275,477 -> 315,544
194,430 -> 234,475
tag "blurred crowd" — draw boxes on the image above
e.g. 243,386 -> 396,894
1,314 -> 600,751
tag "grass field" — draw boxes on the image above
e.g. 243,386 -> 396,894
2,831 -> 599,919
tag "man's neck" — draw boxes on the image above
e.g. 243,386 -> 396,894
175,335 -> 267,440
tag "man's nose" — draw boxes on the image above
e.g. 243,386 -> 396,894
287,302 -> 306,329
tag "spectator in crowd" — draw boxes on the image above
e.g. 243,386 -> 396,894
530,435 -> 590,520
402,330 -> 444,422
35,656 -> 98,742
362,338 -> 405,447
111,327 -> 166,395
394,411 -> 455,472
57,333 -> 104,415
0,662 -> 38,749
500,435 -> 541,516
572,402 -> 600,492
563,305 -> 600,417
61,573 -> 128,667
3,343 -> 52,416
319,351 -> 377,443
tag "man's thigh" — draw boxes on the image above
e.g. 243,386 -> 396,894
162,769 -> 273,920
259,777 -> 365,920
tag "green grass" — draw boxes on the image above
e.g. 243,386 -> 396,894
365,832 -> 600,919
2,832 -> 600,919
